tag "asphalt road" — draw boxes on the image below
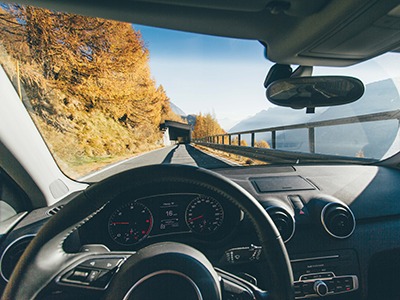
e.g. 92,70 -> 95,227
83,144 -> 234,181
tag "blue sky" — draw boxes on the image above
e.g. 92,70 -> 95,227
133,25 -> 400,130
134,25 -> 273,130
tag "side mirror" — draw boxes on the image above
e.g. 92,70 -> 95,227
266,76 -> 364,111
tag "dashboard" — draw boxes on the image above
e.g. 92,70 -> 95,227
79,193 -> 242,250
1,164 -> 400,299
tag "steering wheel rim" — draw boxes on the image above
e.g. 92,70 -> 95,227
2,164 -> 294,300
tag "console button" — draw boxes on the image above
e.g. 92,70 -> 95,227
294,283 -> 303,297
80,258 -> 122,270
300,275 -> 311,280
335,279 -> 345,292
343,277 -> 353,291
86,270 -> 100,283
327,279 -> 336,292
91,270 -> 116,288
301,282 -> 313,295
67,269 -> 90,282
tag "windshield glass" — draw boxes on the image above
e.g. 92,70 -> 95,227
1,5 -> 400,181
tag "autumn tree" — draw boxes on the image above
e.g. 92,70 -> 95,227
255,140 -> 270,148
1,5 -> 172,129
231,137 -> 248,146
192,112 -> 225,139
0,5 -> 178,176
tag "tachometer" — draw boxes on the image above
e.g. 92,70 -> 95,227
185,196 -> 224,234
108,202 -> 153,245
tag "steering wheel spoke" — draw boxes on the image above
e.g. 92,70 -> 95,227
217,268 -> 270,300
56,251 -> 133,291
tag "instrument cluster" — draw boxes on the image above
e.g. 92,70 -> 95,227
99,193 -> 240,246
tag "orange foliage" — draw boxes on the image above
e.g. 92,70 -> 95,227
192,112 -> 225,139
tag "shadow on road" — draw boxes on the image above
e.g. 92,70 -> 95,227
160,144 -> 231,168
161,145 -> 177,164
184,144 -> 231,168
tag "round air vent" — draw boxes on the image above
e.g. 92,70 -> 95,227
0,234 -> 35,282
266,207 -> 295,243
321,203 -> 355,239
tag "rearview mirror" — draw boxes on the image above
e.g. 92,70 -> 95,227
266,76 -> 364,110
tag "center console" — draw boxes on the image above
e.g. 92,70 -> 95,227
291,250 -> 359,299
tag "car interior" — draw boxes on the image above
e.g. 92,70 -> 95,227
1,0 -> 400,299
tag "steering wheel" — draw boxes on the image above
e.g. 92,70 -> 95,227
2,164 -> 294,300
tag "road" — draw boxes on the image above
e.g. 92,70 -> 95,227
83,144 -> 235,181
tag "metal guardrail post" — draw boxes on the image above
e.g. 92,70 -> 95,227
272,131 -> 276,149
251,133 -> 255,147
238,134 -> 241,146
308,128 -> 315,153
229,135 -> 232,145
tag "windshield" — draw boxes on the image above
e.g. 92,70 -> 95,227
1,5 -> 400,181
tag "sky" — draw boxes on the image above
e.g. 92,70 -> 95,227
133,24 -> 400,130
134,25 -> 274,130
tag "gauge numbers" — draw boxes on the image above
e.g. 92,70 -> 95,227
108,202 -> 153,245
186,196 -> 224,234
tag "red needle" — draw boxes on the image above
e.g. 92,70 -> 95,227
188,215 -> 203,222
112,222 -> 129,225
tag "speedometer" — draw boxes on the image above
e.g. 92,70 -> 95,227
108,202 -> 153,245
185,196 -> 224,234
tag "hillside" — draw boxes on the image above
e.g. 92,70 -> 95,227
228,107 -> 320,146
170,102 -> 187,117
0,6 -> 180,177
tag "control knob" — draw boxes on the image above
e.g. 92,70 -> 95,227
314,280 -> 328,296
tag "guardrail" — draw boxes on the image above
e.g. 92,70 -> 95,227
193,109 -> 400,164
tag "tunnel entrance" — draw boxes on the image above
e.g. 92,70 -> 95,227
160,120 -> 192,144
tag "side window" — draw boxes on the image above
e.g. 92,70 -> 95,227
0,201 -> 16,222
0,169 -> 30,222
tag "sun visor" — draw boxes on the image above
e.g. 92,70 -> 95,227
132,0 -> 270,12
299,3 -> 400,63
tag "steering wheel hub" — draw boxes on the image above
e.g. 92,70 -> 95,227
105,242 -> 221,300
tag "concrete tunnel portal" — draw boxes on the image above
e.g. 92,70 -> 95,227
160,120 -> 192,144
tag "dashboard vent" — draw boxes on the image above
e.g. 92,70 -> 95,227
266,207 -> 295,243
47,205 -> 64,216
321,203 -> 355,239
0,235 -> 35,282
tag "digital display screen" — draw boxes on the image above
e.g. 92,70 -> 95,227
149,195 -> 191,236
159,201 -> 180,231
